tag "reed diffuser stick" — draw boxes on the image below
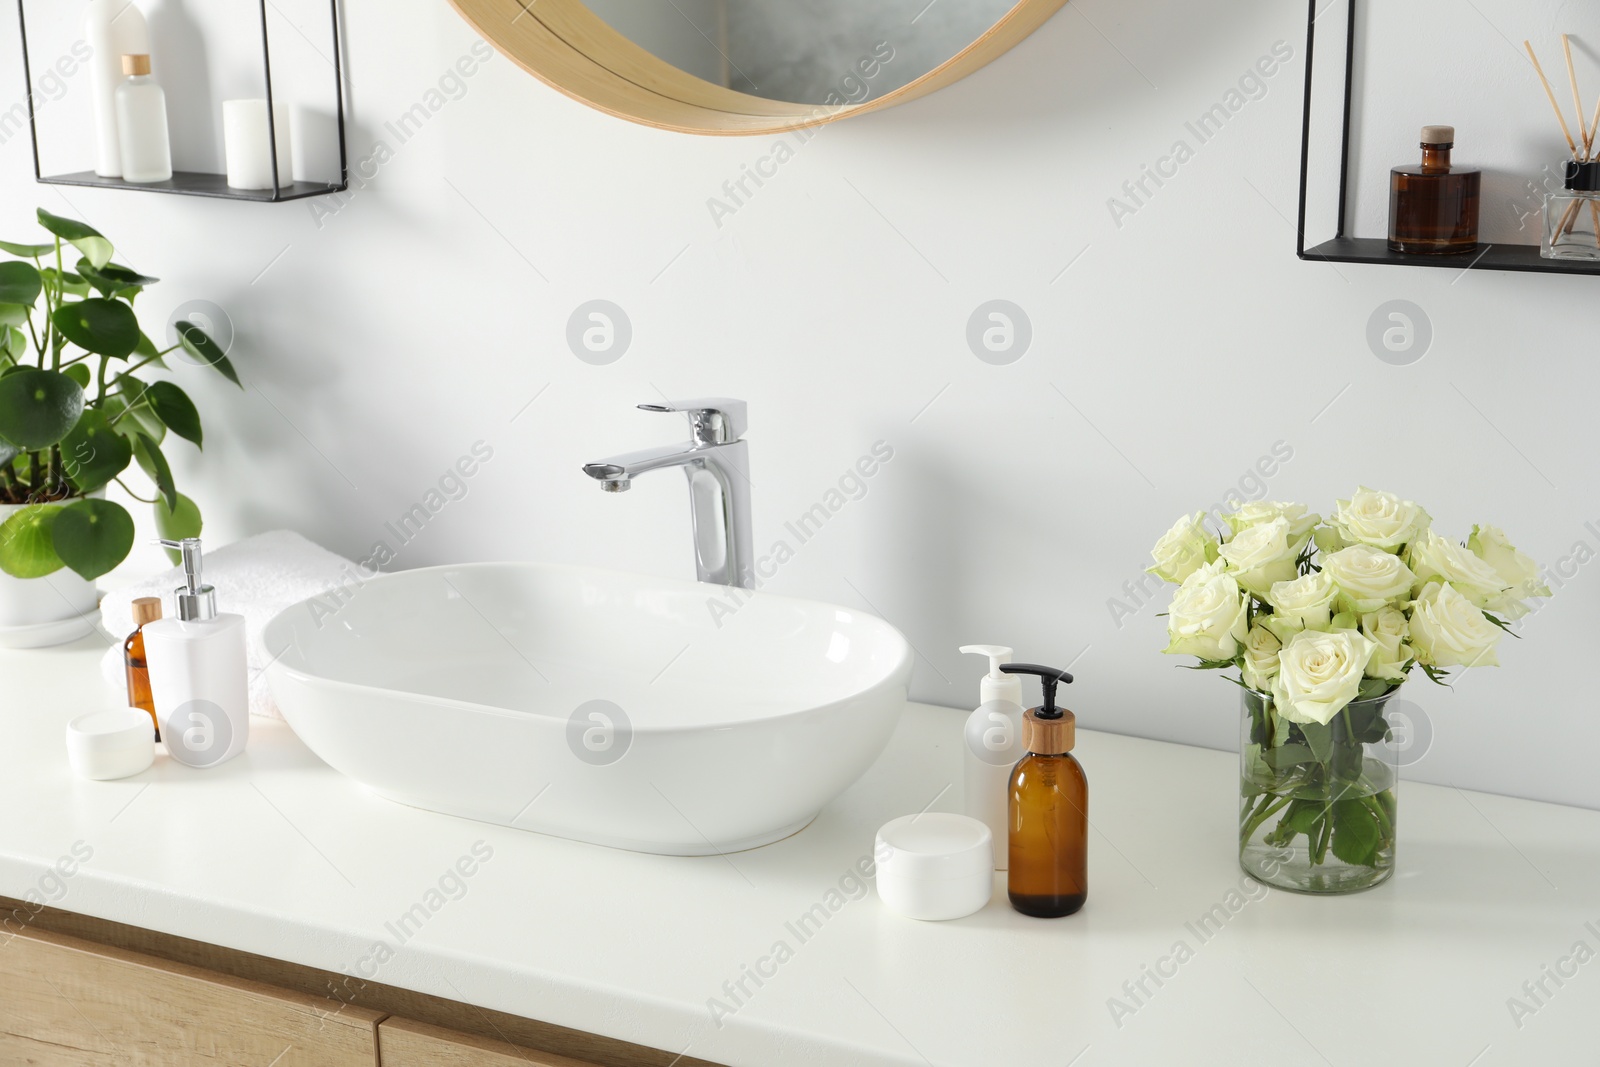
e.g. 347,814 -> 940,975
1563,35 -> 1592,157
1528,40 -> 1582,159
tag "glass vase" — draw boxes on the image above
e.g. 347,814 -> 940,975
1239,688 -> 1398,894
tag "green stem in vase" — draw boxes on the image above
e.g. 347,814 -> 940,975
1241,795 -> 1291,843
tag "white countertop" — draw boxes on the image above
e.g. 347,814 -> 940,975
3,636 -> 1597,1066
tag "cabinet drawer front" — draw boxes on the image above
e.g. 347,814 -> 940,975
0,927 -> 380,1066
381,1016 -> 600,1067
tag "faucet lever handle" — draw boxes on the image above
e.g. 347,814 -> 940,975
638,398 -> 748,445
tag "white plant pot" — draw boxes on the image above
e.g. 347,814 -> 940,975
0,499 -> 102,649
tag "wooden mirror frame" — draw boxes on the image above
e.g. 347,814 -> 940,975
447,0 -> 1070,135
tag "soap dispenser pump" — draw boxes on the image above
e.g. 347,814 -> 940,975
959,645 -> 1026,870
142,538 -> 249,769
1001,663 -> 1087,918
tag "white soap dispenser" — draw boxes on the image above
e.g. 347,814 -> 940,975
84,0 -> 151,177
143,538 -> 249,769
958,644 -> 1026,870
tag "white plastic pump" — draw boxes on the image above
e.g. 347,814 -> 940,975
959,644 -> 1027,870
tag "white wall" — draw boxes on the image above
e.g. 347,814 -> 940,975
2,0 -> 1596,809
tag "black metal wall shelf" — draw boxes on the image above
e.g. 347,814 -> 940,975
1296,0 -> 1598,277
13,0 -> 348,203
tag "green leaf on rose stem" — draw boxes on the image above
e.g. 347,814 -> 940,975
0,239 -> 55,258
1261,743 -> 1314,771
40,268 -> 91,299
51,497 -> 135,581
0,261 -> 42,306
1271,707 -> 1292,747
51,298 -> 140,360
61,409 -> 133,494
64,364 -> 91,390
174,321 -> 241,387
1330,798 -> 1382,867
0,504 -> 66,578
75,258 -> 159,299
0,368 -> 86,450
102,392 -> 165,446
132,432 -> 177,510
154,492 -> 202,562
1181,658 -> 1240,671
145,380 -> 202,447
1356,678 -> 1391,701
1299,721 -> 1334,764
36,209 -> 114,269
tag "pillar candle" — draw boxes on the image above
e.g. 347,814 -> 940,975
222,99 -> 294,190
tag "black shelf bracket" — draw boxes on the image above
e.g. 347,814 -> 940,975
14,0 -> 348,203
1295,0 -> 1599,276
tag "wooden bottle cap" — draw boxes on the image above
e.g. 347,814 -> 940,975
131,597 -> 163,627
1420,124 -> 1455,146
1023,707 -> 1075,755
122,54 -> 152,76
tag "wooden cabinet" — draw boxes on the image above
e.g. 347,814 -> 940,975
380,1017 -> 600,1066
0,927 -> 383,1066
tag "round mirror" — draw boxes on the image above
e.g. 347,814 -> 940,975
448,0 -> 1069,134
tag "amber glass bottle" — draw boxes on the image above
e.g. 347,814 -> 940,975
1001,663 -> 1088,918
124,597 -> 163,740
1389,125 -> 1480,255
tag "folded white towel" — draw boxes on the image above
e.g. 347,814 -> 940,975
99,530 -> 357,720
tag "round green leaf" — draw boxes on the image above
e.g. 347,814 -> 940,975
132,432 -> 177,510
0,368 -> 86,449
62,409 -> 134,493
64,364 -> 91,390
0,261 -> 41,306
77,258 -> 159,298
0,239 -> 54,258
52,498 -> 134,581
147,380 -> 202,447
52,298 -> 140,359
174,321 -> 241,387
155,492 -> 202,562
0,304 -> 30,328
0,504 -> 66,578
36,209 -> 113,269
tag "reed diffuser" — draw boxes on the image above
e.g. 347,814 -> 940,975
1526,36 -> 1600,260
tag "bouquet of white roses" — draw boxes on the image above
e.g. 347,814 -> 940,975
1148,488 -> 1548,883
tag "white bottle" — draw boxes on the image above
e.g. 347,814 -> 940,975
114,55 -> 172,183
85,0 -> 150,177
144,539 -> 249,769
959,645 -> 1026,870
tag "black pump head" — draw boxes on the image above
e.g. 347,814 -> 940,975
1000,663 -> 1074,719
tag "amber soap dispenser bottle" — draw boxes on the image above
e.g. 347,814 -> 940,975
124,596 -> 163,740
1000,663 -> 1087,918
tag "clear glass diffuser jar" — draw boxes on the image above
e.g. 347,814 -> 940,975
1543,161 -> 1600,261
1239,688 -> 1398,894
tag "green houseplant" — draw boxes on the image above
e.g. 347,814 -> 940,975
0,208 -> 237,622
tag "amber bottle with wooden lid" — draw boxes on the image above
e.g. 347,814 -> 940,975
1001,663 -> 1087,918
124,597 -> 163,741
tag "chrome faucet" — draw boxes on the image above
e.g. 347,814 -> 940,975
583,399 -> 754,589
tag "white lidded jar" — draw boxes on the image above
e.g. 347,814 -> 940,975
144,539 -> 249,768
959,644 -> 1026,870
114,54 -> 172,183
84,0 -> 150,177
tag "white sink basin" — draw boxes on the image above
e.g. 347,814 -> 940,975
262,563 -> 912,855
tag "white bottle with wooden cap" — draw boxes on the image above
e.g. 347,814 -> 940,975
85,0 -> 150,177
114,54 -> 171,183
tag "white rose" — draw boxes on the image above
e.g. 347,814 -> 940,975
1263,570 -> 1337,641
1361,608 -> 1412,682
1321,544 -> 1416,614
1467,525 -> 1551,618
1148,511 -> 1219,584
1223,501 -> 1320,543
1408,530 -> 1509,608
1331,487 -> 1430,552
1271,629 -> 1377,725
1409,582 -> 1502,668
1217,517 -> 1302,596
1240,624 -> 1282,692
1164,560 -> 1249,662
